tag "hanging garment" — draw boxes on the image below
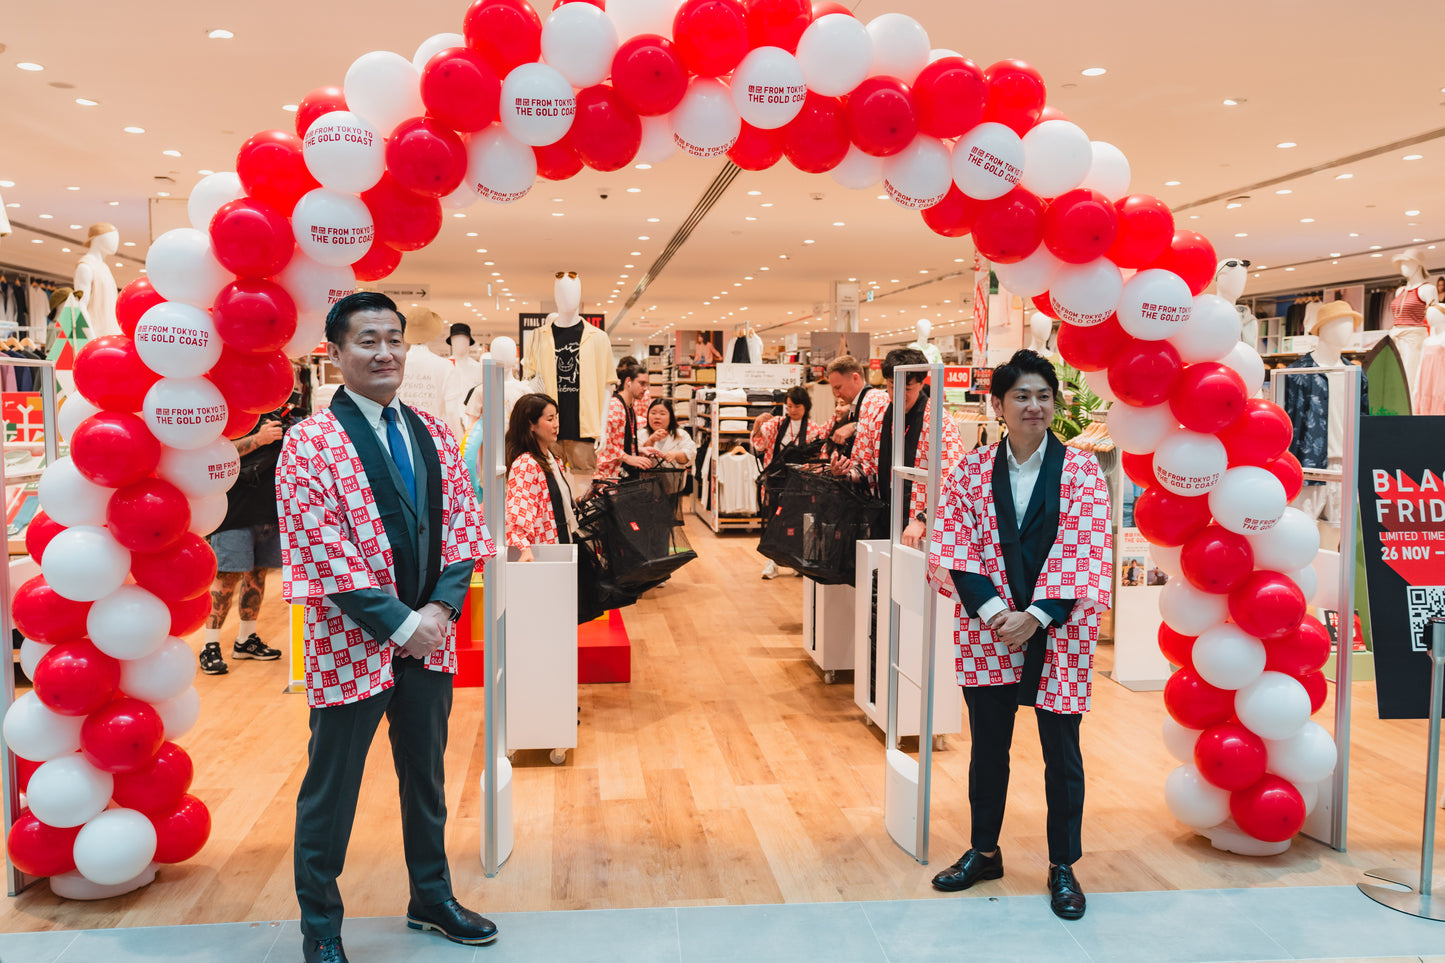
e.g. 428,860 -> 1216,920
716,448 -> 760,514
1282,352 -> 1369,486
1392,286 -> 1430,328
1413,342 -> 1445,415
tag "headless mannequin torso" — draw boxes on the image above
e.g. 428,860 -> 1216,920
74,225 -> 120,339
912,318 -> 944,365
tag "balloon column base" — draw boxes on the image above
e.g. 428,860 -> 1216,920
49,864 -> 157,900
1202,821 -> 1292,857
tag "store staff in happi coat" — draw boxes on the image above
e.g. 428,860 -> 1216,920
823,355 -> 888,474
595,359 -> 654,483
752,385 -> 829,579
504,392 -> 579,562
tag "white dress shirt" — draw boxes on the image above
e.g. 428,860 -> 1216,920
975,437 -> 1056,630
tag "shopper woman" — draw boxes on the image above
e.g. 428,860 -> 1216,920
641,398 -> 696,469
753,386 -> 827,579
504,393 -> 578,563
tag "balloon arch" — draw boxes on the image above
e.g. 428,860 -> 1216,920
4,0 -> 1334,891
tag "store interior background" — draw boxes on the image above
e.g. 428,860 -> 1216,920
4,0 -> 1445,939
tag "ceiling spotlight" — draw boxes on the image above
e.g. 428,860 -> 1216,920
1406,210 -> 1421,216
207,28 -> 234,39
1081,67 -> 1107,77
163,149 -> 182,157
16,63 -> 44,72
75,98 -> 98,107
1276,142 -> 1297,149
123,126 -> 145,134
282,104 -> 298,112
1275,189 -> 1292,195
1336,172 -> 1353,180
1404,154 -> 1424,161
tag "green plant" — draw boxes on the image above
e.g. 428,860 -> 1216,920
1051,362 -> 1103,441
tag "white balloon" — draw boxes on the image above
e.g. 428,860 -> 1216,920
278,249 -> 356,321
1236,671 -> 1312,741
133,302 -> 223,379
159,438 -> 241,499
120,637 -> 199,702
1221,342 -> 1266,397
542,3 -> 619,89
1296,777 -> 1321,816
1192,623 -> 1266,690
186,172 -> 246,232
1083,368 -> 1117,404
466,125 -> 538,204
993,246 -> 1062,299
1159,579 -> 1230,636
1288,565 -> 1319,606
284,314 -> 327,360
951,122 -> 1023,201
1310,550 -> 1341,613
145,229 -> 230,309
929,48 -> 962,63
188,493 -> 230,536
1171,294 -> 1241,364
58,395 -> 102,444
291,188 -> 375,268
1117,269 -> 1194,341
499,63 -> 576,147
1162,718 -> 1202,763
865,13 -> 930,83
87,585 -> 171,661
730,46 -> 807,130
41,526 -> 131,603
796,14 -> 872,98
154,686 -> 202,741
143,377 -> 228,451
607,0 -> 680,40
672,78 -> 740,158
1019,120 -> 1092,198
20,637 -> 52,680
38,457 -> 112,527
1209,466 -> 1287,536
3,692 -> 84,761
1050,259 -> 1123,328
1079,141 -> 1131,199
440,182 -> 480,212
1152,543 -> 1182,577
412,31 -> 466,72
302,111 -> 386,195
1248,507 -> 1321,573
1266,721 -> 1337,785
829,146 -> 884,190
1204,818 -> 1292,856
1106,402 -> 1176,455
344,50 -> 424,135
1152,429 -> 1228,496
884,135 -> 951,210
74,809 -> 158,886
1165,764 -> 1230,829
25,754 -> 114,827
636,115 -> 678,165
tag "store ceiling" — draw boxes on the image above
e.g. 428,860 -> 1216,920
2,0 -> 1443,349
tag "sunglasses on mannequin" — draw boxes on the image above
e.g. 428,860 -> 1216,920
555,271 -> 578,279
1223,259 -> 1251,268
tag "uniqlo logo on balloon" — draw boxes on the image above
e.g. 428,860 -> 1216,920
967,146 -> 1020,184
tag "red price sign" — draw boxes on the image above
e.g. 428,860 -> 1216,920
942,366 -> 972,390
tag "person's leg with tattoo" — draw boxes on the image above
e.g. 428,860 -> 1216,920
232,566 -> 281,661
200,571 -> 243,675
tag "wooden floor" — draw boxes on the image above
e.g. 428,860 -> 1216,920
4,515 -> 1442,931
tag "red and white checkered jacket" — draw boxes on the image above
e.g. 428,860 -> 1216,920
829,386 -> 890,475
505,452 -> 562,548
277,405 -> 495,708
753,417 -> 828,468
596,394 -> 632,482
925,442 -> 1113,714
852,400 -> 967,521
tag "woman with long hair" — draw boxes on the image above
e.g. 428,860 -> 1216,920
504,393 -> 578,563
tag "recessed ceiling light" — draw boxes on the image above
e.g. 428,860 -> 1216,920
163,149 -> 182,157
1222,98 -> 1240,107
1404,154 -> 1424,161
1369,245 -> 1382,250
646,217 -> 660,222
1234,232 -> 1247,237
207,28 -> 234,39
38,213 -> 52,220
157,191 -> 171,197
1349,233 -> 1359,237
123,126 -> 145,134
803,239 -> 815,244
75,98 -> 98,107
1329,252 -> 1341,257
1276,142 -> 1296,149
108,200 -> 119,206
452,212 -> 466,218
75,225 -> 86,231
551,212 -> 564,217
1299,217 -> 1314,223
634,163 -> 651,170
66,185 -> 80,191
1226,202 -> 1242,210
1335,172 -> 1353,180
1370,253 -> 1383,258
1164,180 -> 1181,187
638,235 -> 649,240
1275,189 -> 1292,195
1081,67 -> 1107,77
17,63 -> 43,72
61,247 -> 71,253
626,187 -> 641,193
1406,210 -> 1421,216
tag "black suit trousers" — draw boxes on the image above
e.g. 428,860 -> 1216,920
295,655 -> 454,940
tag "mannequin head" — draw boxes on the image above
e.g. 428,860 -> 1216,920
554,270 -> 581,318
403,306 -> 445,345
86,223 -> 119,256
914,318 -> 932,343
448,322 -> 473,356
1316,317 -> 1353,353
491,335 -> 518,376
1393,248 -> 1427,284
1213,257 -> 1250,304
1028,313 -> 1052,351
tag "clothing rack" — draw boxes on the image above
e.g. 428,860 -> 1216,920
0,264 -> 74,345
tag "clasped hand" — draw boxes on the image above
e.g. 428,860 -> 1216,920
398,602 -> 452,660
989,611 -> 1040,652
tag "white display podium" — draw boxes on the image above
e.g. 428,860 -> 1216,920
803,576 -> 855,682
503,544 -> 578,764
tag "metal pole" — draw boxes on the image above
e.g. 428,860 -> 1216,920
1330,365 -> 1360,852
480,359 -> 506,877
914,362 -> 944,862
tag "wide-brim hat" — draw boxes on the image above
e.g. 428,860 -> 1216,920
1391,247 -> 1426,270
1310,300 -> 1362,335
449,322 -> 473,344
404,306 -> 445,345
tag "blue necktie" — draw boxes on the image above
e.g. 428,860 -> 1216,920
381,407 -> 417,504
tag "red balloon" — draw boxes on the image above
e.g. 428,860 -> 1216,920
1158,624 -> 1196,670
33,640 -> 121,717
106,478 -> 192,554
421,47 -> 501,133
1229,571 -> 1307,640
1266,615 -> 1331,677
982,60 -> 1045,136
81,697 -> 166,773
236,130 -> 317,217
1031,292 -> 1056,318
1134,488 -> 1212,547
168,593 -> 212,638
209,347 -> 295,414
1148,230 -> 1218,297
6,811 -> 80,878
1043,189 -> 1118,264
351,238 -> 402,282
131,533 -> 218,602
15,758 -> 41,794
673,0 -> 750,78
570,85 -> 642,172
746,0 -> 812,52
112,742 -> 194,814
811,0 -> 850,16
69,411 -> 161,488
224,406 -> 263,440
1038,105 -> 1070,124
970,188 -> 1046,265
363,174 -> 443,252
208,199 -> 294,279
295,86 -> 348,139
1180,525 -> 1255,595
1107,338 -> 1182,407
1300,669 -> 1328,713
463,0 -> 543,75
1107,194 -> 1175,269
921,185 -> 982,239
116,279 -> 165,339
23,510 -> 65,564
1170,362 -> 1248,434
535,133 -> 585,180
1264,451 -> 1305,503
385,117 -> 468,197
1194,722 -> 1268,791
1164,667 -> 1236,730
783,92 -> 849,173
213,279 -> 299,355
150,794 -> 212,864
554,0 -> 604,7
728,122 -> 787,171
12,576 -> 91,644
73,335 -> 161,412
1230,774 -> 1306,842
1121,450 -> 1156,489
1218,398 -> 1293,467
612,36 -> 688,117
912,57 -> 986,139
1056,313 -> 1130,372
844,76 -> 917,158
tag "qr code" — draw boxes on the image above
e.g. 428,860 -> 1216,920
1406,586 -> 1445,652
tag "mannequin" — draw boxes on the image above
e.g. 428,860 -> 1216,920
444,321 -> 483,439
1413,304 -> 1445,416
1213,257 -> 1257,349
912,318 -> 945,364
1026,314 -> 1051,356
1389,247 -> 1438,389
73,223 -> 121,339
523,271 -> 611,497
396,306 -> 457,433
723,327 -> 764,364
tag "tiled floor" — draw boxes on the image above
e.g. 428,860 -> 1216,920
3,885 -> 1445,963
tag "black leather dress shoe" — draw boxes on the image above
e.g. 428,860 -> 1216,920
302,936 -> 348,963
1048,864 -> 1087,920
406,897 -> 499,945
931,848 -> 1004,892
